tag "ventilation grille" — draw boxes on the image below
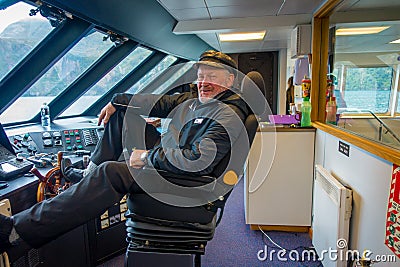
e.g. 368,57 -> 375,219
315,165 -> 341,206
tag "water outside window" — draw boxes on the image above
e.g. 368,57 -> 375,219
335,66 -> 393,113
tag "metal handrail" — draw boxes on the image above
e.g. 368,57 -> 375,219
363,110 -> 400,144
340,109 -> 400,144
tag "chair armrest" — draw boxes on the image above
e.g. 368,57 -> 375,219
141,166 -> 217,188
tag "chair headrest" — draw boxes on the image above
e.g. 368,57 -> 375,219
240,71 -> 267,115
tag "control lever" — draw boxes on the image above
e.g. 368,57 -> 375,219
74,150 -> 91,156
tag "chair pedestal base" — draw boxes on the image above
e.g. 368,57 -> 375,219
125,250 -> 200,267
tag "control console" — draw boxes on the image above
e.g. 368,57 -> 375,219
10,127 -> 103,156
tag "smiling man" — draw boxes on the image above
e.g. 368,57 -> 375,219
195,52 -> 236,103
0,50 -> 250,252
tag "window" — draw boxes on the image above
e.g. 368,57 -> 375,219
126,55 -> 177,94
334,66 -> 393,113
152,62 -> 195,94
331,20 -> 400,149
0,2 -> 52,82
61,47 -> 153,117
0,30 -> 114,124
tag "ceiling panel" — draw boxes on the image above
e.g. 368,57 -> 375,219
157,0 -> 206,10
219,39 -> 288,53
343,0 -> 400,11
205,0 -> 271,8
335,21 -> 400,53
278,0 -> 323,15
266,27 -> 293,40
168,8 -> 210,21
160,0 -> 400,54
219,41 -> 266,53
260,39 -> 289,50
165,0 -> 325,52
208,4 -> 280,19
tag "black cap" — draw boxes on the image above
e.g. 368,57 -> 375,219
194,50 -> 238,76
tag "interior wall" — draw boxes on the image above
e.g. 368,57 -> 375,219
278,48 -> 287,115
315,129 -> 397,265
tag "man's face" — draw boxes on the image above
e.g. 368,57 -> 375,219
196,65 -> 234,103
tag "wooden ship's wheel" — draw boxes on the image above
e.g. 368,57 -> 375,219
31,152 -> 72,202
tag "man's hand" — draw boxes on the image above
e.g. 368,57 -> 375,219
98,103 -> 116,126
130,149 -> 147,169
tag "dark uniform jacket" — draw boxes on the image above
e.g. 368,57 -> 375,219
111,88 -> 249,176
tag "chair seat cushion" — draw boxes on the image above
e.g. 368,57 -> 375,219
127,193 -> 216,224
126,220 -> 215,235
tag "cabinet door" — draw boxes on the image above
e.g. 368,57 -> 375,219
246,131 -> 315,226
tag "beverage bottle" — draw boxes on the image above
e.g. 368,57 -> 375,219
325,97 -> 337,125
300,97 -> 312,127
40,102 -> 51,127
301,76 -> 311,98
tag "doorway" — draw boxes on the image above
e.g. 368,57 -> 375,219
237,52 -> 278,114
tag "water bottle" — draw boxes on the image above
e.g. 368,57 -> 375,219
40,102 -> 51,127
300,97 -> 312,127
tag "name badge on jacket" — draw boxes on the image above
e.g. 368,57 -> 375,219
194,118 -> 204,124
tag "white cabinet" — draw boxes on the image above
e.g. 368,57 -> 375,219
245,129 -> 315,227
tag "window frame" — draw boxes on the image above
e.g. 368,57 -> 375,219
310,0 -> 400,165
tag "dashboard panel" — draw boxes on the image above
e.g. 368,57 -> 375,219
9,127 -> 103,162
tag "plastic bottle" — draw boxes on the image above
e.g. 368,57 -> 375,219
300,97 -> 312,127
325,97 -> 337,125
301,76 -> 311,98
40,102 -> 51,127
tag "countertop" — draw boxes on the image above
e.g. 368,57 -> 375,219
258,122 -> 316,132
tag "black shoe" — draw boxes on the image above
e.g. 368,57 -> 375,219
0,214 -> 13,252
61,158 -> 84,183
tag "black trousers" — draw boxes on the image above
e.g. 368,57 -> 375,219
13,110 -> 160,248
